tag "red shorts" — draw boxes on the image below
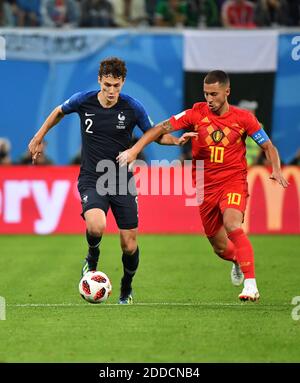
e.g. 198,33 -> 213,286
199,181 -> 249,238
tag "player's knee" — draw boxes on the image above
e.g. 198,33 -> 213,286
212,245 -> 226,257
121,240 -> 137,255
224,220 -> 241,233
86,222 -> 106,238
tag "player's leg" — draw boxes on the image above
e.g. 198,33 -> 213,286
223,207 -> 259,301
82,208 -> 106,275
200,190 -> 244,286
79,189 -> 109,276
119,228 -> 138,304
207,226 -> 236,261
200,194 -> 238,261
110,194 -> 139,304
207,226 -> 244,286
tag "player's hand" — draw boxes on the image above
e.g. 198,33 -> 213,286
116,148 -> 137,167
269,171 -> 289,188
28,136 -> 43,164
177,132 -> 198,146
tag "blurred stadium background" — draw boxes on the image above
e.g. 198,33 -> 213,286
0,0 -> 300,364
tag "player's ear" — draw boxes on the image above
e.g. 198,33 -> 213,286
226,87 -> 230,97
98,76 -> 101,85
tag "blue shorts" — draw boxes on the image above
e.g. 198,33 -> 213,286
79,188 -> 138,230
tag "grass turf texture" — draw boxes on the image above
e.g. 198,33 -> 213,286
0,234 -> 299,362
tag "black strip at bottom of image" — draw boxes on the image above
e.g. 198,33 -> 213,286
0,363 -> 299,382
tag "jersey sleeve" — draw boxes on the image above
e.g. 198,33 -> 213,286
125,96 -> 154,132
61,92 -> 83,114
136,105 -> 154,133
169,109 -> 194,131
243,111 -> 262,136
242,111 -> 270,145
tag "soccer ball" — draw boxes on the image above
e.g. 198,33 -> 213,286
79,271 -> 112,304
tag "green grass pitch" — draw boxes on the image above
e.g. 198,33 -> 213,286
0,234 -> 299,362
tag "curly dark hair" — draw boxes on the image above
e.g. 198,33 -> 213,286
98,57 -> 127,80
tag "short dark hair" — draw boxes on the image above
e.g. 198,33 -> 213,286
98,57 -> 127,80
204,70 -> 230,86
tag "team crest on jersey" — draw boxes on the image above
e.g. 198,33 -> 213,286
116,112 -> 126,129
211,130 -> 224,143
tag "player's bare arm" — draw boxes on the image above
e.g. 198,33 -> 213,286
156,132 -> 197,146
260,140 -> 289,188
117,119 -> 175,165
28,106 -> 65,163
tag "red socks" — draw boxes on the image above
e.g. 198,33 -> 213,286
228,228 -> 255,279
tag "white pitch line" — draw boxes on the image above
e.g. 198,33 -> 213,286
7,302 -> 288,308
9,302 -> 234,307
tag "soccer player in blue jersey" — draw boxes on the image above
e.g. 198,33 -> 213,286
28,57 -> 188,304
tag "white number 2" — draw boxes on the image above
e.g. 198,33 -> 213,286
85,118 -> 94,134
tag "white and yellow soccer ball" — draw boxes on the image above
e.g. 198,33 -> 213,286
79,271 -> 112,304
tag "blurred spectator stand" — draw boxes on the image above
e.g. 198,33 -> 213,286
221,0 -> 256,27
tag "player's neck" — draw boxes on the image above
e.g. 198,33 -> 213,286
97,91 -> 118,108
213,102 -> 230,116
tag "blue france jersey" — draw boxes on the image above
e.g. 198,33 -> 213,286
61,91 -> 153,189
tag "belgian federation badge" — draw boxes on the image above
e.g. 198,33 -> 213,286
211,130 -> 224,143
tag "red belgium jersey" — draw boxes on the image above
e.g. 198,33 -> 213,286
170,102 -> 261,190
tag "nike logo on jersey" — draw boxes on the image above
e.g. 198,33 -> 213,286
85,112 -> 95,116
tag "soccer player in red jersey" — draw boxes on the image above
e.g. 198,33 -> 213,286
117,70 -> 289,302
